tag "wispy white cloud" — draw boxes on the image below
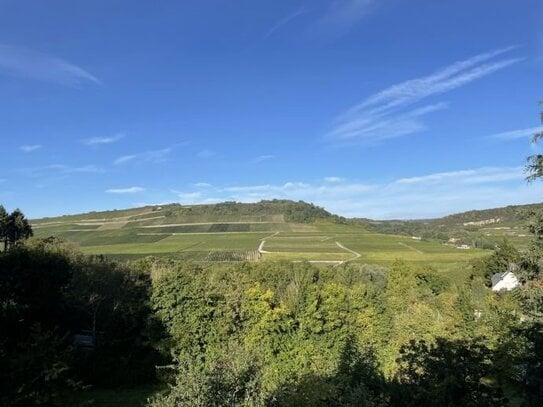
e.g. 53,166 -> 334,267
395,166 -> 524,186
169,166 -> 537,219
193,182 -> 213,188
330,102 -> 448,144
324,176 -> 345,183
354,47 -> 519,112
19,144 -> 42,152
311,0 -> 378,38
327,47 -> 522,144
84,133 -> 125,145
0,44 -> 99,86
486,126 -> 542,140
320,0 -> 376,25
173,180 -> 374,207
251,154 -> 275,164
114,147 -> 172,165
105,186 -> 145,194
114,155 -> 137,165
265,7 -> 307,39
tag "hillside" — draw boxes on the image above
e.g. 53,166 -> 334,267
364,202 -> 543,249
33,200 -> 338,225
30,199 -> 489,274
432,203 -> 543,226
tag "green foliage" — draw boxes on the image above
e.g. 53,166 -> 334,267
394,338 -> 507,406
149,347 -> 264,407
271,337 -> 387,407
470,239 -> 520,285
525,101 -> 543,183
0,245 -> 75,406
0,206 -> 33,251
0,240 -> 164,405
0,324 -> 77,407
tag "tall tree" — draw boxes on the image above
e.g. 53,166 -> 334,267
518,101 -> 543,404
525,101 -> 543,182
4,209 -> 33,250
0,205 -> 7,251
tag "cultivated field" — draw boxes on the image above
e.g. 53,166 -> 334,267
31,204 -> 489,279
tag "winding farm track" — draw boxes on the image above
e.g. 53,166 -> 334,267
257,231 -> 279,254
257,235 -> 362,264
335,241 -> 361,263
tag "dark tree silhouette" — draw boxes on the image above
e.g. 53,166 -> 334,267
393,338 -> 507,406
0,205 -> 7,250
526,101 -> 543,182
2,208 -> 33,250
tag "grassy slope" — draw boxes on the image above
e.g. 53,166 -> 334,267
31,202 -> 490,284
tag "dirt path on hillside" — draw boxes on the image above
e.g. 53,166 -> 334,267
335,241 -> 361,263
257,231 -> 279,254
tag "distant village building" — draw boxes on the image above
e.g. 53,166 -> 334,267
491,264 -> 520,292
448,237 -> 460,243
456,244 -> 471,250
411,236 -> 422,240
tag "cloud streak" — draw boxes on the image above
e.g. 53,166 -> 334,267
106,186 -> 145,194
487,127 -> 542,140
0,44 -> 99,86
395,166 -> 524,186
312,0 -> 378,38
84,133 -> 125,145
170,166 -> 536,219
251,154 -> 275,164
327,47 -> 522,144
114,147 -> 173,165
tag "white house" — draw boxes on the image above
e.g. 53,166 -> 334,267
491,264 -> 520,292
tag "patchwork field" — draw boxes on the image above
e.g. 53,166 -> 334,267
31,204 -> 490,277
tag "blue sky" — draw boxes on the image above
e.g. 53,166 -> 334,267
1,0 -> 542,219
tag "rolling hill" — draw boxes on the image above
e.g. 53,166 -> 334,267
363,202 -> 543,249
31,200 -> 495,278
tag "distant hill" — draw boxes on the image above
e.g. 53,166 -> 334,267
30,200 -> 541,259
32,200 -> 340,226
363,202 -> 543,249
30,199 -> 490,268
431,203 -> 543,227
30,200 -> 346,253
